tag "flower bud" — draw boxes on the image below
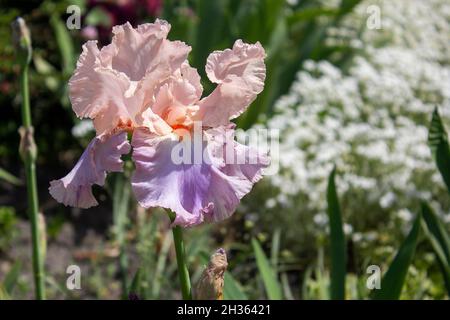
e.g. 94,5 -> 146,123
194,248 -> 228,300
11,17 -> 32,65
18,126 -> 37,163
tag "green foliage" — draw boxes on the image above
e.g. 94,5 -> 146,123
0,259 -> 22,300
372,215 -> 421,300
421,202 -> 450,295
112,172 -> 131,299
128,268 -> 141,298
326,167 -> 346,299
223,272 -> 248,300
428,107 -> 450,194
0,207 -> 18,252
422,106 -> 450,296
252,238 -> 282,300
152,231 -> 173,298
46,4 -> 76,77
2,261 -> 21,295
0,167 -> 22,186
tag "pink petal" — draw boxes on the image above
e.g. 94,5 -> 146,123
49,132 -> 131,208
206,125 -> 270,183
149,62 -> 203,128
69,41 -> 129,119
180,62 -> 203,101
152,62 -> 202,115
109,20 -> 191,94
131,126 -> 269,227
110,20 -> 170,81
131,128 -> 206,226
69,41 -> 136,135
197,40 -> 266,127
136,107 -> 173,136
69,20 -> 191,135
204,125 -> 270,221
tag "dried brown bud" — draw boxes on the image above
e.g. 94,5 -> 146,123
194,248 -> 228,300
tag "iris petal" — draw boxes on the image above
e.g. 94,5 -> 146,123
131,127 -> 268,227
49,131 -> 131,208
69,20 -> 191,135
197,40 -> 266,127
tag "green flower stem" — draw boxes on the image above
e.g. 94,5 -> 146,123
18,44 -> 46,299
168,211 -> 192,300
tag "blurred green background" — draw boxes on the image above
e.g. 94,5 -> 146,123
0,0 -> 449,300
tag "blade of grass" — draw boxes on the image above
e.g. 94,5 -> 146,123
223,272 -> 248,300
136,207 -> 159,299
428,107 -> 450,193
326,166 -> 346,299
288,7 -> 339,24
317,244 -> 330,300
421,202 -> 450,295
0,285 -> 10,300
281,273 -> 294,300
270,228 -> 281,272
252,238 -> 282,300
371,214 -> 421,300
0,167 -> 22,186
128,268 -> 141,299
338,0 -> 362,17
2,261 -> 21,295
192,0 -> 227,77
152,231 -> 172,298
50,13 -> 75,76
112,172 -> 131,299
301,265 -> 314,299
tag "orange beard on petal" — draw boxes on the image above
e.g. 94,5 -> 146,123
116,118 -> 134,133
172,124 -> 193,140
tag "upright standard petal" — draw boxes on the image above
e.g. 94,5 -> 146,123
49,131 -> 131,208
110,20 -> 191,112
69,41 -> 136,135
150,64 -> 203,129
69,20 -> 191,135
197,40 -> 266,127
104,19 -> 190,80
131,126 -> 269,227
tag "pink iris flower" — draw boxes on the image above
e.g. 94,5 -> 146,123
49,19 -> 269,227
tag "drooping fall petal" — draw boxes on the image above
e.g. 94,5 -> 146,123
197,40 -> 266,127
49,131 -> 131,208
206,125 -> 270,184
131,128 -> 209,226
204,125 -> 270,222
131,126 -> 269,227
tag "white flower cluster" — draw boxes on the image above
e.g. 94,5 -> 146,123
261,0 -> 450,238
